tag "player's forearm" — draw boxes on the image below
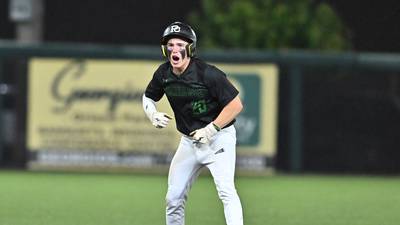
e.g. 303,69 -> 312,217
213,95 -> 243,129
142,94 -> 157,120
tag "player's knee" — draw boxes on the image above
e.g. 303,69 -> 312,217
166,198 -> 186,212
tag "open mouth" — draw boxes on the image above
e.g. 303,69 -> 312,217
172,55 -> 180,62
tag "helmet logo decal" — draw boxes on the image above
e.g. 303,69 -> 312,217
170,25 -> 181,33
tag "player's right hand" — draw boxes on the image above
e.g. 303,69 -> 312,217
151,112 -> 173,128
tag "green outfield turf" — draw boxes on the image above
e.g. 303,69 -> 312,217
0,170 -> 399,225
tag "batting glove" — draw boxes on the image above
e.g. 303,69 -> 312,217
190,122 -> 220,144
151,112 -> 173,129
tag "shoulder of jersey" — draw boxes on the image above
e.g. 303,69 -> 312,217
192,57 -> 209,70
156,61 -> 171,72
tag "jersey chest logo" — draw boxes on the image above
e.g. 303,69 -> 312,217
164,82 -> 208,98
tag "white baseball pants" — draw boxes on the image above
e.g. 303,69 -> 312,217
166,125 -> 243,225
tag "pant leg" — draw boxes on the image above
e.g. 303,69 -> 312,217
206,126 -> 244,225
166,136 -> 202,225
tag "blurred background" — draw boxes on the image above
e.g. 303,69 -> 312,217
0,0 -> 400,174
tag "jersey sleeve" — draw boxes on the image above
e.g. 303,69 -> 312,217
204,65 -> 239,107
144,67 -> 165,102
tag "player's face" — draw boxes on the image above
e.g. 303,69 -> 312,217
166,38 -> 191,73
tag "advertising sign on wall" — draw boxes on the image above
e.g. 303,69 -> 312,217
27,58 -> 278,170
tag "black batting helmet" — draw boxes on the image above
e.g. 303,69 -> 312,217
161,22 -> 197,57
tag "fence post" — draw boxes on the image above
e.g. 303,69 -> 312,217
0,59 -> 4,164
288,66 -> 303,172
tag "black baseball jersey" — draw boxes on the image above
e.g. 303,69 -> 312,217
145,57 -> 239,135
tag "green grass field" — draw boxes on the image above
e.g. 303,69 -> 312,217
0,170 -> 399,225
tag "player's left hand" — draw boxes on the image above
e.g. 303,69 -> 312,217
190,122 -> 220,144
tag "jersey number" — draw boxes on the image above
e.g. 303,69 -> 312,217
192,100 -> 207,115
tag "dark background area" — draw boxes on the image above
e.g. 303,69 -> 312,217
1,0 -> 400,52
326,0 -> 400,52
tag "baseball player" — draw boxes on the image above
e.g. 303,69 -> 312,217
142,21 -> 244,225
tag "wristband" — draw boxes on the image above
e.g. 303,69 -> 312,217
212,123 -> 221,131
